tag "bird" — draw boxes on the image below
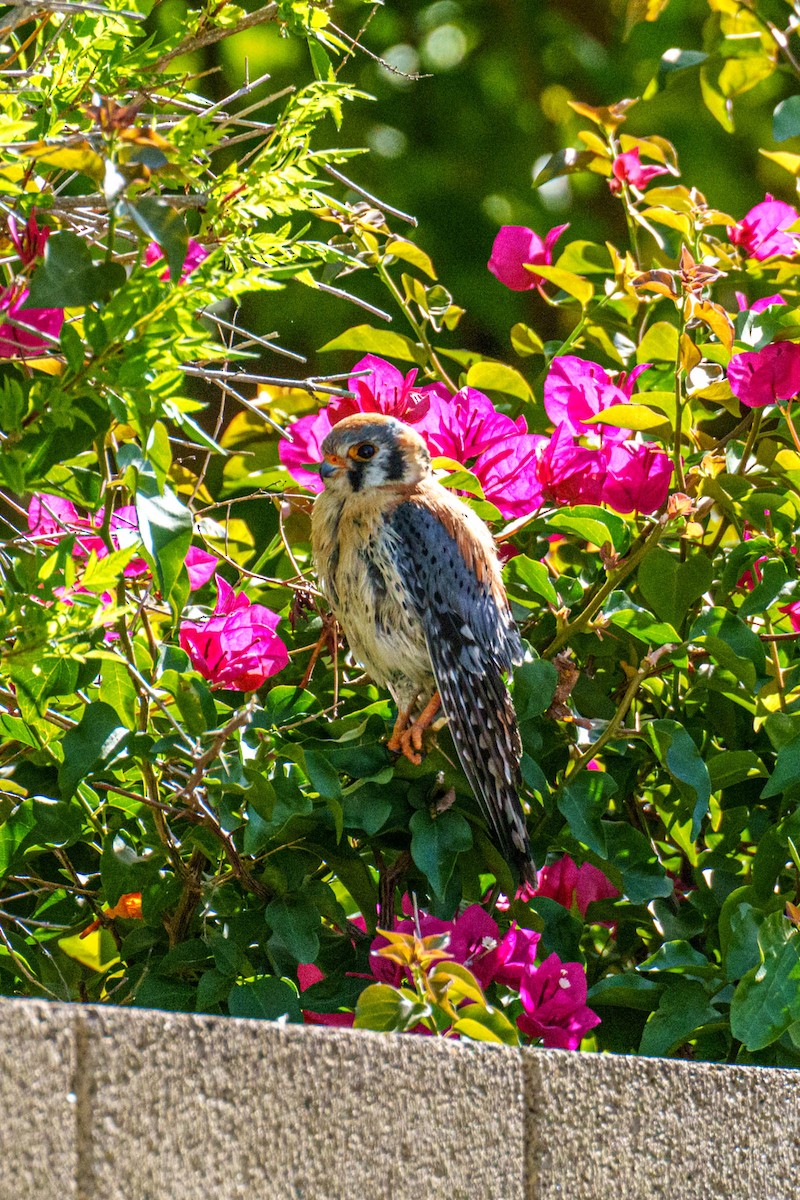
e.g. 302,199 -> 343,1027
311,411 -> 535,884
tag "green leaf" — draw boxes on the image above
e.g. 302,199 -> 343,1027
533,147 -> 599,186
354,983 -> 431,1033
319,324 -> 421,364
524,263 -> 593,306
385,238 -> 437,280
135,483 -> 193,604
58,701 -> 130,800
690,608 -> 767,691
465,360 -> 533,402
134,977 -> 196,1013
511,658 -> 558,721
510,323 -> 544,357
409,808 -> 473,898
588,973 -> 663,1011
719,886 -> 785,983
707,751 -> 767,792
636,320 -> 679,363
303,748 -> 341,799
25,231 -> 125,308
99,659 -> 137,729
645,48 -> 708,100
604,822 -> 673,904
639,978 -> 720,1056
761,735 -> 800,799
125,198 -> 188,283
773,96 -> 800,142
586,404 -> 669,432
266,895 -> 321,963
527,896 -> 583,962
647,719 -> 711,839
558,772 -> 616,857
228,976 -> 302,1023
638,548 -> 712,630
548,505 -> 630,553
452,1003 -> 520,1045
504,555 -> 558,607
730,912 -> 800,1051
638,940 -> 714,976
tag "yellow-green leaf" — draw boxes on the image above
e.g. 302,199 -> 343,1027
525,263 -> 593,306
22,141 -> 104,179
586,404 -> 669,431
385,238 -> 437,280
466,360 -> 533,402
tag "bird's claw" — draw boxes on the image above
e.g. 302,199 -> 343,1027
389,723 -> 425,765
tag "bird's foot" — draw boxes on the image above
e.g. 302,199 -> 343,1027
387,693 -> 442,766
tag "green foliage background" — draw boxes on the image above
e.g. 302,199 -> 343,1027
4,0 -> 800,1063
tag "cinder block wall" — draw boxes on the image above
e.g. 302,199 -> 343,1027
2,999 -> 799,1200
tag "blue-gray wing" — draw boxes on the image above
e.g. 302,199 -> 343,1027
388,499 -> 533,881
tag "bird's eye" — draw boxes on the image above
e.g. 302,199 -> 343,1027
350,442 -> 377,461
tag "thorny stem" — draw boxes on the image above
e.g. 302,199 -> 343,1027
673,309 -> 687,491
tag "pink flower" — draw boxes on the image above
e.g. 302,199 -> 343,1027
544,355 -> 649,444
179,575 -> 289,690
279,408 -> 334,493
608,148 -> 669,195
327,355 -> 441,425
7,212 -> 50,266
728,341 -> 800,408
780,602 -> 800,632
602,442 -> 672,515
0,287 -> 63,358
535,854 -> 619,917
492,924 -> 541,988
185,546 -> 219,591
470,433 -> 545,519
488,223 -> 569,291
517,953 -> 600,1049
728,195 -> 800,261
28,494 -> 85,540
297,963 -> 356,1028
536,423 -> 608,507
419,386 -> 527,461
145,238 -> 208,282
734,291 -> 786,314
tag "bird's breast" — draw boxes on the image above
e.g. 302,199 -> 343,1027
311,490 -> 431,690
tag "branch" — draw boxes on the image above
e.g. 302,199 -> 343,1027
153,2 -> 279,72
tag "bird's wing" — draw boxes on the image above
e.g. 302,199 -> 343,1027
388,495 -> 534,881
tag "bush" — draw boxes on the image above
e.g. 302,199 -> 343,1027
2,0 -> 800,1064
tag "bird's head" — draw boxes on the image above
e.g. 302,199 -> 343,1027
317,413 -> 431,493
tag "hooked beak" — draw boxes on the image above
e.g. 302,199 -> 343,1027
320,454 -> 345,480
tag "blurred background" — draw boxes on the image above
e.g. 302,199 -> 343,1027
156,0 -> 798,368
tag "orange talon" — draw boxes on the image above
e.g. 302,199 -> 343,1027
388,693 -> 442,765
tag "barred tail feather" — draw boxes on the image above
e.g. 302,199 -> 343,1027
433,659 -> 535,884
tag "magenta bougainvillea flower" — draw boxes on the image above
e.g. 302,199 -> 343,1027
728,195 -> 800,261
0,287 -> 63,359
544,355 -> 649,443
536,422 -> 607,507
419,386 -> 527,461
608,148 -> 669,194
487,223 -> 569,291
601,442 -> 673,515
517,953 -> 601,1050
185,546 -> 220,591
145,237 -> 209,282
470,433 -> 544,519
180,575 -> 288,691
327,354 -> 442,425
280,408 -> 334,494
7,212 -> 51,265
535,854 -> 619,917
728,341 -> 800,408
734,291 -> 786,314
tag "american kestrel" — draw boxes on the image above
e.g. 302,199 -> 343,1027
311,412 -> 535,883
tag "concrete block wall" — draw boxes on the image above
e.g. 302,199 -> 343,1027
2,998 -> 799,1200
